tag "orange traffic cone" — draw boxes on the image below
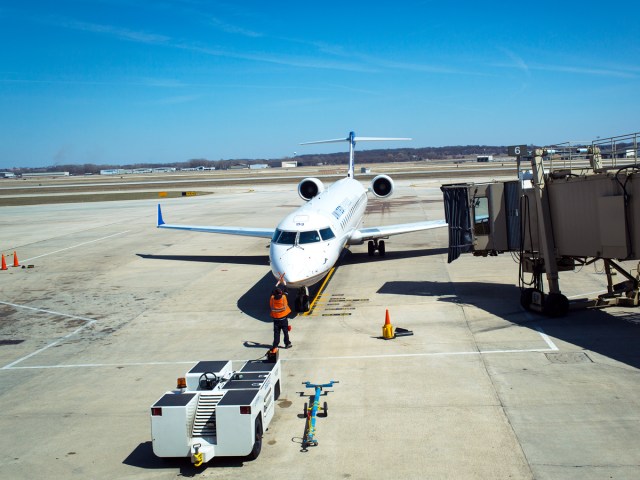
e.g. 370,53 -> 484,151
382,309 -> 394,339
12,251 -> 19,267
1,254 -> 7,271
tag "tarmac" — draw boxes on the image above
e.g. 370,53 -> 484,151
0,172 -> 639,479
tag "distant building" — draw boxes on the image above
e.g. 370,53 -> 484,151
249,164 -> 268,170
228,164 -> 248,170
0,172 -> 16,178
477,155 -> 493,162
22,171 -> 70,177
281,161 -> 297,168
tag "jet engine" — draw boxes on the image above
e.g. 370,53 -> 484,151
298,177 -> 325,201
369,174 -> 394,198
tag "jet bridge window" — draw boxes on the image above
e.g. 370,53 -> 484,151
273,229 -> 297,245
319,227 -> 335,240
473,197 -> 490,235
299,230 -> 321,244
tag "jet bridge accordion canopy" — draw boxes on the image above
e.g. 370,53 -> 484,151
441,170 -> 640,262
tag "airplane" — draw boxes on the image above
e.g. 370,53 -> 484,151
157,131 -> 447,312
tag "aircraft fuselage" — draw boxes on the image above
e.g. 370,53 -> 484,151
269,177 -> 367,288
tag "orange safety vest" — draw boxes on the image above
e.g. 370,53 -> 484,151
270,295 -> 291,319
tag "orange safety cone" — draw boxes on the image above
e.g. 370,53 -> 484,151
12,251 -> 19,267
382,309 -> 395,339
1,254 -> 7,271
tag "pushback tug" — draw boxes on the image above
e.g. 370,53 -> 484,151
150,357 -> 282,465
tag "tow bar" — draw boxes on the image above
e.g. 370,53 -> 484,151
301,380 -> 338,450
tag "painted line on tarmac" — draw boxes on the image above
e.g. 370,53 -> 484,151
535,326 -> 559,351
303,267 -> 336,316
21,230 -> 131,262
6,360 -> 198,370
0,301 -> 97,370
2,341 -> 557,370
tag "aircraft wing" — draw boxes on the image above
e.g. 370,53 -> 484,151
157,204 -> 274,238
350,219 -> 447,243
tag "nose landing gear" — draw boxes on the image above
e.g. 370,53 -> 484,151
295,287 -> 310,312
367,239 -> 386,257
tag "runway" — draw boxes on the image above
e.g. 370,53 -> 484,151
0,174 -> 639,479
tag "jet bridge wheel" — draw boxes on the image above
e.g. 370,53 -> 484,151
520,288 -> 536,311
543,293 -> 569,318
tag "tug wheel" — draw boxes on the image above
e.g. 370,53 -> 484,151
248,417 -> 263,460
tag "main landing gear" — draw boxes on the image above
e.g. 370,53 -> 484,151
295,287 -> 310,312
367,239 -> 386,257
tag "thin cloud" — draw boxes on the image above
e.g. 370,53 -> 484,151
37,13 -> 491,76
145,94 -> 202,105
530,63 -> 637,78
209,16 -> 262,37
498,47 -> 531,77
47,16 -> 170,45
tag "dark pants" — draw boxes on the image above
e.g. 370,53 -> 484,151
272,318 -> 290,348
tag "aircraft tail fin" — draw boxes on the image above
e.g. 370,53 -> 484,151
300,132 -> 411,178
157,204 -> 165,226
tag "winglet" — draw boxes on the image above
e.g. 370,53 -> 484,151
157,204 -> 165,226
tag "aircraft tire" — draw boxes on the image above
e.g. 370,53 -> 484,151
378,240 -> 386,256
368,241 -> 375,256
295,296 -> 303,312
303,296 -> 310,312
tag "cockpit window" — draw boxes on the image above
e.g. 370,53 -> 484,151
319,227 -> 335,241
299,230 -> 321,244
274,230 -> 297,245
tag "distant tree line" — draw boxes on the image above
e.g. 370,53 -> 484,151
7,145 -> 509,175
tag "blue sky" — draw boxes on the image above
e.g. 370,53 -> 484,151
1,1 -> 638,168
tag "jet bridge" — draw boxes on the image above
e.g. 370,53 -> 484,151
441,132 -> 640,317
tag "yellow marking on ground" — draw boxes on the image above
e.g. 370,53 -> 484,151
303,267 -> 336,316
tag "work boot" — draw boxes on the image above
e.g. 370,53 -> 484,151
285,343 -> 292,349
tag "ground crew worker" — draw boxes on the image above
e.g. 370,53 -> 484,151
270,288 -> 292,349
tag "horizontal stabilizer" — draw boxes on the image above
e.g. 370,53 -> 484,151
300,136 -> 411,145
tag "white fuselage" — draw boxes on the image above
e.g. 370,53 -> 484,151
269,177 -> 368,288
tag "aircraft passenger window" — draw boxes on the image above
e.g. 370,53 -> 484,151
276,231 -> 297,244
473,197 -> 490,235
299,230 -> 321,244
319,227 -> 335,240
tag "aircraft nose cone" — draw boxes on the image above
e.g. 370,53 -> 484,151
270,246 -> 308,286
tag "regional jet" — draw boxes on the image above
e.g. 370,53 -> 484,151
157,132 -> 446,311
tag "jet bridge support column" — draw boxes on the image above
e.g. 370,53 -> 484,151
530,148 -> 569,316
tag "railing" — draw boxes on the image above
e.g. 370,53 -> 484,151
540,132 -> 639,173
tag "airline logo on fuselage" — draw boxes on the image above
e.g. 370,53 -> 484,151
332,205 -> 345,220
